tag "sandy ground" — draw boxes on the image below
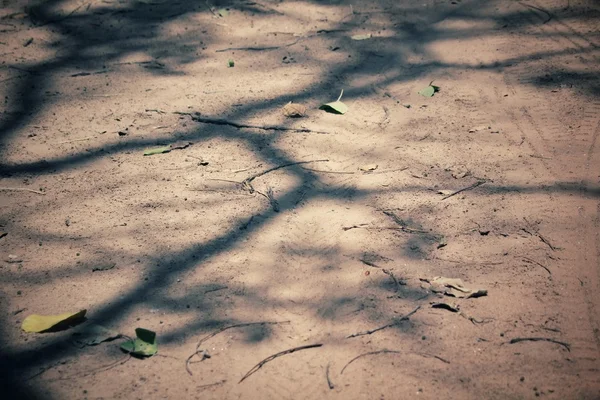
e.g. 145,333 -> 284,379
0,0 -> 599,398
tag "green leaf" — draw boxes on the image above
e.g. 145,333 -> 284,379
351,34 -> 372,40
319,101 -> 348,114
120,328 -> 157,357
418,81 -> 440,97
22,310 -> 87,333
320,90 -> 348,115
218,8 -> 229,17
228,59 -> 235,68
143,146 -> 171,156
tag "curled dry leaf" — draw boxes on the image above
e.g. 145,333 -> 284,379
421,276 -> 487,299
282,102 -> 307,118
359,164 -> 378,172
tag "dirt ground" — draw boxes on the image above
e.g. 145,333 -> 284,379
1,0 -> 599,398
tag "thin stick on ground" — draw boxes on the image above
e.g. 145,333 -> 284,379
518,1 -> 553,23
301,167 -> 355,175
347,306 -> 420,338
239,343 -> 323,383
215,39 -> 303,52
441,180 -> 487,200
57,136 -> 95,144
0,187 -> 46,195
381,210 -> 433,235
522,257 -> 552,275
325,363 -> 335,389
242,159 -> 329,192
186,113 -> 330,134
342,224 -> 369,231
359,258 -> 403,291
417,352 -> 451,364
509,337 -> 570,351
197,380 -> 227,390
522,217 -> 561,251
340,350 -> 401,374
186,321 -> 289,375
204,160 -> 327,202
381,268 -> 403,292
46,354 -> 131,381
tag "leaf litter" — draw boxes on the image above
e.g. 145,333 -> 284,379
418,81 -> 440,97
120,328 -> 158,357
320,90 -> 348,114
22,309 -> 87,333
281,102 -> 307,118
351,33 -> 372,40
421,276 -> 487,298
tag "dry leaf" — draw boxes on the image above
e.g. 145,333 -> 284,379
282,102 -> 307,118
422,277 -> 487,299
449,164 -> 469,179
359,164 -> 378,172
320,90 -> 348,115
351,34 -> 372,40
22,310 -> 87,333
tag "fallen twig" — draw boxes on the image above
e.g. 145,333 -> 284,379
538,233 -> 560,251
203,285 -> 228,294
185,113 -> 330,134
359,258 -> 403,291
522,257 -> 552,275
441,180 -> 487,200
239,343 -> 323,383
381,210 -> 433,235
518,1 -> 553,24
509,337 -> 570,351
186,321 -> 289,375
0,187 -> 46,195
301,167 -> 355,175
39,354 -> 131,381
342,224 -> 369,231
382,268 -> 403,292
325,363 -> 334,389
57,136 -> 95,144
71,70 -> 111,77
347,306 -> 420,338
417,352 -> 451,364
242,159 -> 328,192
197,380 -> 227,390
522,217 -> 561,251
216,43 -> 297,52
32,3 -> 85,27
340,350 -> 401,374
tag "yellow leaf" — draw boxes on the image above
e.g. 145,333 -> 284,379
22,310 -> 87,333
